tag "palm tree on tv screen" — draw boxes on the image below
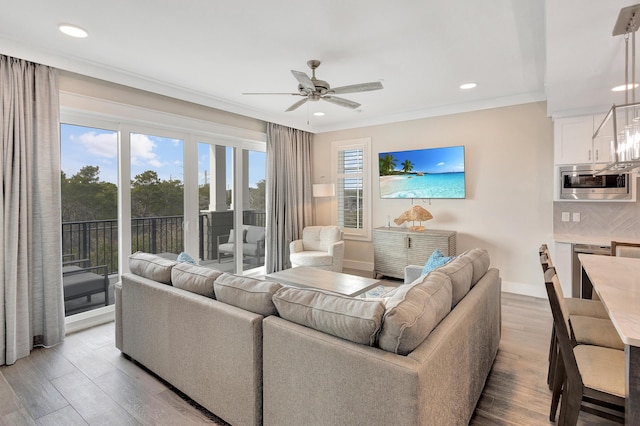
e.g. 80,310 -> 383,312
379,153 -> 397,176
401,159 -> 414,174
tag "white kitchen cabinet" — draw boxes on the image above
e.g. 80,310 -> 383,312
554,114 -> 610,165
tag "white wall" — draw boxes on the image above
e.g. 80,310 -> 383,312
312,101 -> 554,297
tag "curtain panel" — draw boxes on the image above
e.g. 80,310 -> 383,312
265,123 -> 313,273
0,55 -> 65,365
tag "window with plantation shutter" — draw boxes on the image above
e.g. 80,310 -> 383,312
332,138 -> 371,241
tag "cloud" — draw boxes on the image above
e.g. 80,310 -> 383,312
437,162 -> 445,166
131,133 -> 164,167
73,131 -> 117,158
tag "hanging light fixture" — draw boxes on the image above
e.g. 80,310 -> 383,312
593,4 -> 640,175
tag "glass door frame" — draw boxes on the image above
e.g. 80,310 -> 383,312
195,135 -> 266,274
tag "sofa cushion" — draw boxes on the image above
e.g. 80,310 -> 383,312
227,228 -> 247,244
461,248 -> 490,286
272,287 -> 385,346
302,226 -> 342,251
289,251 -> 333,267
378,271 -> 452,355
245,226 -> 265,244
214,273 -> 282,316
421,248 -> 455,276
129,251 -> 177,285
436,256 -> 473,308
171,263 -> 223,298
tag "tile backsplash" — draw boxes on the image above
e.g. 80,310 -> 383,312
553,201 -> 640,240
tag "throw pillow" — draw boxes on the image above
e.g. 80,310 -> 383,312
421,249 -> 455,276
128,251 -> 177,285
171,263 -> 223,298
378,271 -> 452,355
214,273 -> 282,316
176,251 -> 197,265
272,287 -> 385,346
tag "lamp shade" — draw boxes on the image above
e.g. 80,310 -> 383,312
312,183 -> 335,197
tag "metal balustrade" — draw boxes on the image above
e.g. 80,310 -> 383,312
61,210 -> 266,276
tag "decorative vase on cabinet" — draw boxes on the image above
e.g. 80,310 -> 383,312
373,227 -> 457,279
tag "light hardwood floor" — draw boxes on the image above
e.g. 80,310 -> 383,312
0,292 -> 620,425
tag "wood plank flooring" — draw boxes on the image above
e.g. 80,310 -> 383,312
0,292 -> 621,425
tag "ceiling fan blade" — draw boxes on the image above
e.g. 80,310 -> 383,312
322,96 -> 361,109
330,81 -> 384,94
291,70 -> 315,92
286,97 -> 309,112
242,92 -> 300,95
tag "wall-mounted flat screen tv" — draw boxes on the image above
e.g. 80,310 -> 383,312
378,145 -> 465,199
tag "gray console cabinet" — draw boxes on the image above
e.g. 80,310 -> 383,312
373,227 -> 457,279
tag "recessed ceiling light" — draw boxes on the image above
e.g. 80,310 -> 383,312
59,24 -> 88,38
460,82 -> 477,90
313,112 -> 325,117
612,83 -> 639,92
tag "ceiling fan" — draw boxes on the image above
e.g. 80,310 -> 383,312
243,60 -> 383,112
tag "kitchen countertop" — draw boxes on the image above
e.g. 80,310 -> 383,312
554,233 -> 640,246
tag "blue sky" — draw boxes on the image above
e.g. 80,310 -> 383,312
379,145 -> 465,174
60,124 -> 265,187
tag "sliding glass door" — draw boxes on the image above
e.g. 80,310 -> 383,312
60,123 -> 118,316
129,132 -> 185,258
195,142 -> 266,273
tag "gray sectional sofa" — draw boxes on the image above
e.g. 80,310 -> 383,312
115,248 -> 501,426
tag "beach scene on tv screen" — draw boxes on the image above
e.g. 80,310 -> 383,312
379,146 -> 465,198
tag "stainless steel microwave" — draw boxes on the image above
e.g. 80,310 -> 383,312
559,165 -> 632,200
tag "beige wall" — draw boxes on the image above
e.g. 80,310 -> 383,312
312,101 -> 554,297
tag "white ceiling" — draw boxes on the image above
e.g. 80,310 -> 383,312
0,0 -> 637,133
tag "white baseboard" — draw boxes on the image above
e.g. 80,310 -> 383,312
65,305 -> 115,335
501,280 -> 546,299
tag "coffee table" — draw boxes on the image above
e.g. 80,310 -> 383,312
266,266 -> 381,297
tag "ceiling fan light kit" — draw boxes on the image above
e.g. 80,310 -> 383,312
593,3 -> 640,175
243,59 -> 383,112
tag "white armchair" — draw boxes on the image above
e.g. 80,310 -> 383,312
289,226 -> 344,272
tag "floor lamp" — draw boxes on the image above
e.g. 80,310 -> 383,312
312,181 -> 335,225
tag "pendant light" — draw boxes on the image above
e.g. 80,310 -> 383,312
593,4 -> 640,175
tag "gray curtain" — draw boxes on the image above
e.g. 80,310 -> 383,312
1,55 -> 65,366
265,122 -> 313,273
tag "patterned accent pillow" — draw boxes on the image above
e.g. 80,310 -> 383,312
177,251 -> 197,265
421,249 -> 455,276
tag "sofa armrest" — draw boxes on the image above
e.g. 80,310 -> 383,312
404,265 -> 423,284
289,239 -> 304,254
327,240 -> 344,256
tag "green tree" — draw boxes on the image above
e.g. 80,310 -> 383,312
131,170 -> 184,217
249,179 -> 266,211
379,153 -> 397,176
199,183 -> 210,211
401,159 -> 414,174
61,166 -> 117,222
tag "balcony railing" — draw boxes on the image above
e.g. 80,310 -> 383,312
61,210 -> 266,275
